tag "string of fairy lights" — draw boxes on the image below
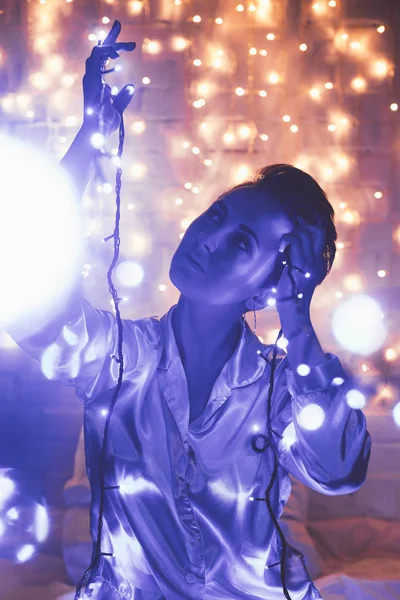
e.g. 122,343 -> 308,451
0,3 -> 399,387
0,0 -> 400,583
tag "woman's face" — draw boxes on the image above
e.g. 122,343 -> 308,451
169,185 -> 293,308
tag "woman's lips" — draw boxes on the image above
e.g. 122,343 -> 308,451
185,252 -> 205,272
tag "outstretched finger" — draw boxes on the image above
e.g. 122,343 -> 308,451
113,84 -> 136,114
101,20 -> 121,47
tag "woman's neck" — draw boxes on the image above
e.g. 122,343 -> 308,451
171,294 -> 243,367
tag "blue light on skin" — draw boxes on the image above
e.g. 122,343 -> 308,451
169,185 -> 294,367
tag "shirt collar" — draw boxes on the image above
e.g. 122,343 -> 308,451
157,304 -> 268,390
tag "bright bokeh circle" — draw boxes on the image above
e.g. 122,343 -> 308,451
0,134 -> 83,336
332,294 -> 387,356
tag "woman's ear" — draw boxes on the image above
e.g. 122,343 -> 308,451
244,289 -> 274,312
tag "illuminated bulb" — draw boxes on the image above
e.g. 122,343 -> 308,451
298,404 -> 325,431
266,33 -> 275,41
175,198 -> 183,205
299,43 -> 307,52
337,155 -> 350,171
192,186 -> 200,194
100,408 -> 108,416
350,41 -> 361,50
338,201 -> 347,209
249,47 -> 257,55
290,124 -> 299,133
260,134 -> 269,141
351,76 -> 366,92
193,59 -> 202,66
328,124 -> 336,132
249,4 -> 256,11
146,40 -> 162,55
309,88 -> 321,100
282,115 -> 291,122
259,49 -> 268,56
390,103 -> 398,111
204,159 -> 212,166
131,120 -> 146,134
377,269 -> 387,278
236,4 -> 245,11
238,125 -> 251,139
16,545 -> 35,563
393,403 -> 400,427
91,132 -> 105,149
337,242 -> 344,250
127,203 -> 135,210
193,99 -> 206,108
235,165 -> 250,181
267,298 -> 276,306
102,17 -> 111,24
325,82 -> 333,89
328,0 -> 336,6
30,71 -> 51,90
297,364 -> 311,376
182,141 -> 190,148
385,348 -> 398,362
259,90 -> 268,97
197,82 -> 210,96
131,162 -> 147,179
174,0 -> 181,4
343,274 -> 363,293
142,77 -> 151,84
26,110 -> 34,118
341,33 -> 349,40
222,131 -> 235,145
335,291 -> 343,299
172,37 -> 189,51
374,191 -> 383,199
180,216 -> 192,230
128,0 -> 143,14
159,284 -> 167,292
377,25 -> 385,33
184,182 -> 192,189
268,72 -> 279,84
192,146 -> 200,154
346,389 -> 366,409
236,87 -> 245,96
371,59 -> 389,78
88,34 -> 97,41
215,17 -> 223,24
193,15 -> 201,23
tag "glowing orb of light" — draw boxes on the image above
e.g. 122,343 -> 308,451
332,294 -> 387,356
298,404 -> 325,431
0,468 -> 50,563
0,134 -> 83,337
393,402 -> 400,427
116,260 -> 144,287
346,389 -> 366,409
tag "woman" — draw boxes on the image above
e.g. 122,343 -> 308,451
9,21 -> 371,600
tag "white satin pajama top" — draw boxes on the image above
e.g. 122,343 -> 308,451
11,293 -> 372,599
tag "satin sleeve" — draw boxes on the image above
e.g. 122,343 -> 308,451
270,352 -> 372,496
7,291 -> 150,404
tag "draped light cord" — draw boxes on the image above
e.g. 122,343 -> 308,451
74,65 -> 308,600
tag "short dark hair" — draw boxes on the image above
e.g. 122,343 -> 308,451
219,163 -> 337,285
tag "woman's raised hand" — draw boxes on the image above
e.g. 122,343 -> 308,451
82,20 -> 136,136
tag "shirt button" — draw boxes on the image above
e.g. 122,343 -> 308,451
186,573 -> 196,584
